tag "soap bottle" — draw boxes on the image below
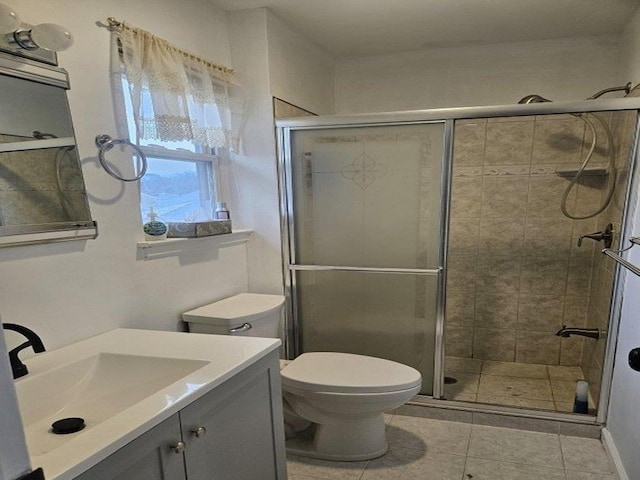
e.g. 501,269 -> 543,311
214,202 -> 230,220
573,380 -> 589,414
143,207 -> 167,241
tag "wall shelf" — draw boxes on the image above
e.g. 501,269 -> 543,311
137,229 -> 253,260
555,167 -> 609,179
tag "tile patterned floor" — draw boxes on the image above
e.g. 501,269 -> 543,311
287,414 -> 618,479
444,357 -> 588,413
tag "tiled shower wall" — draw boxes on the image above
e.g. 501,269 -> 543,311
446,112 -> 632,368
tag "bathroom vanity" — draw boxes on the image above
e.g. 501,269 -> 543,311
13,329 -> 286,480
75,353 -> 281,480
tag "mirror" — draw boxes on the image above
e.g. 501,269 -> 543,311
0,55 -> 96,247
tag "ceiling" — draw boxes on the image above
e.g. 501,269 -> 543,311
209,0 -> 640,57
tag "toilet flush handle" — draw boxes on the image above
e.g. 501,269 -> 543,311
229,323 -> 252,333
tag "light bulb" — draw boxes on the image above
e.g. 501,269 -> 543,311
0,4 -> 20,34
30,23 -> 73,51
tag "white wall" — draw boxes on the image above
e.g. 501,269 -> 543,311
335,35 -> 621,113
266,11 -> 335,115
0,0 -> 249,353
619,6 -> 640,86
227,8 -> 283,296
606,7 -> 640,480
226,8 -> 338,297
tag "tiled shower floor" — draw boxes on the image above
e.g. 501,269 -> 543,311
287,414 -> 618,479
444,357 -> 588,413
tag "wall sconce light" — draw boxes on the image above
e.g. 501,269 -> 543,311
0,4 -> 20,34
12,23 -> 74,52
0,3 -> 73,65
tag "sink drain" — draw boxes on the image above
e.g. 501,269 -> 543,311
51,417 -> 85,434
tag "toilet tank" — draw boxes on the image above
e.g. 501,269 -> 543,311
182,293 -> 285,337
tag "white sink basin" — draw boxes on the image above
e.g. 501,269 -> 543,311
17,353 -> 207,456
12,328 -> 281,480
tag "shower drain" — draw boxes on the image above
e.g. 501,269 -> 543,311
444,376 -> 458,385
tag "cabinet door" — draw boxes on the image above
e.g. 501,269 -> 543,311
180,354 -> 286,480
74,414 -> 186,480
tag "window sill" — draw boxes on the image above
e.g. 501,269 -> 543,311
137,229 -> 252,260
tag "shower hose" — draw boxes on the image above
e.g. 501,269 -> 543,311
560,112 -> 616,220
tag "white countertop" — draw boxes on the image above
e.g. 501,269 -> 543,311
14,328 -> 280,480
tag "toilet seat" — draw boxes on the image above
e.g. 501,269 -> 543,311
281,352 -> 421,394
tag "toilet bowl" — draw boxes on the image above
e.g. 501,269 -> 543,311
182,293 -> 422,461
281,352 -> 421,461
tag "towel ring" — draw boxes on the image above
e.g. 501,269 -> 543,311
95,134 -> 147,182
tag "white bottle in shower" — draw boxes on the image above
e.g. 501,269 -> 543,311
573,380 -> 589,414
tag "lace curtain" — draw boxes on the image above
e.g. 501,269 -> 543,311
111,23 -> 241,151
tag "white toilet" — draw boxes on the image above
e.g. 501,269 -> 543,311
182,293 -> 422,461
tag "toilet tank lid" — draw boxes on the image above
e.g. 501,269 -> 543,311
281,352 -> 422,394
182,293 -> 285,325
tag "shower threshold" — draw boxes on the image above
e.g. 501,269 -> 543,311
400,396 -> 602,438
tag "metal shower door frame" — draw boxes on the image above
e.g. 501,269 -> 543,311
276,119 -> 452,399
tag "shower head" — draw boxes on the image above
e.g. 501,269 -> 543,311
587,82 -> 632,100
518,82 -> 633,105
518,94 -> 553,104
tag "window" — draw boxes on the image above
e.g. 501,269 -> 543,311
111,22 -> 239,225
121,79 -> 219,222
140,154 -> 215,223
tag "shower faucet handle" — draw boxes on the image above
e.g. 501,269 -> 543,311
578,223 -> 613,249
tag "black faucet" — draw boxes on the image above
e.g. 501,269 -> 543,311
577,223 -> 613,249
2,323 -> 46,379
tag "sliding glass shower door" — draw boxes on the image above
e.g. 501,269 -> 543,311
280,122 -> 447,395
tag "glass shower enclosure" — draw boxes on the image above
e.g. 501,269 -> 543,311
278,122 -> 448,396
277,98 -> 640,421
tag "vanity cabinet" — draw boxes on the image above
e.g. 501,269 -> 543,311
74,351 -> 286,480
74,414 -> 186,480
